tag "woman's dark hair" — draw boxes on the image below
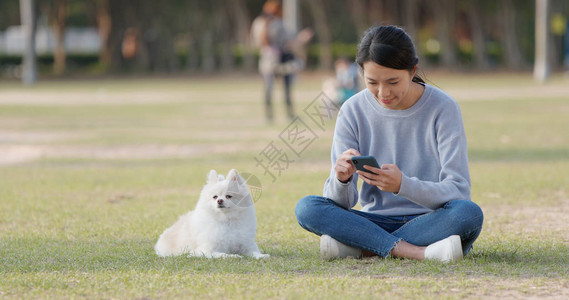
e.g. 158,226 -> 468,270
356,25 -> 424,84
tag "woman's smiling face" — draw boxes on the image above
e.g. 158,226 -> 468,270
363,61 -> 417,110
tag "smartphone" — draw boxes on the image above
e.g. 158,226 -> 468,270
350,156 -> 380,174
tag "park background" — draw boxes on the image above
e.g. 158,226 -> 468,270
1,0 -> 569,79
1,0 -> 569,299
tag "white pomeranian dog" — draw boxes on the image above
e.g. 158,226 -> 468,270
154,169 -> 269,259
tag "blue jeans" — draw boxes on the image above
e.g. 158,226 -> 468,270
295,196 -> 484,258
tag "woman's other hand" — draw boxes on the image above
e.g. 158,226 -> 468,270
335,148 -> 360,183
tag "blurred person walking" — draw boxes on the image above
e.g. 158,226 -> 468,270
251,0 -> 313,123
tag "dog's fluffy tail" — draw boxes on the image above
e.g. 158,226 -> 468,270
154,229 -> 176,257
154,213 -> 190,257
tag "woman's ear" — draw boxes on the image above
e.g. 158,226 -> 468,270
410,65 -> 418,79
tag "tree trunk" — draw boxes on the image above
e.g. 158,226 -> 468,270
347,0 -> 367,37
136,3 -> 158,72
186,35 -> 199,72
216,4 -> 234,71
304,0 -> 332,70
467,0 -> 488,70
53,0 -> 66,75
534,0 -> 551,82
403,0 -> 425,68
227,0 -> 254,71
96,0 -> 112,68
108,0 -> 130,72
283,0 -> 299,34
189,0 -> 219,73
369,0 -> 384,25
19,0 -> 37,84
220,40 -> 235,71
162,29 -> 180,72
500,0 -> 524,69
403,0 -> 418,43
384,0 -> 401,25
201,29 -> 216,73
435,0 -> 456,68
185,1 -> 201,73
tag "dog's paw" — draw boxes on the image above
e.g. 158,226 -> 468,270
222,254 -> 243,259
250,253 -> 270,259
210,252 -> 242,259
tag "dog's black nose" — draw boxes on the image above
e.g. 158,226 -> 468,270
217,199 -> 223,205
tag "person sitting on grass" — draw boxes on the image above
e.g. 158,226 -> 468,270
295,25 -> 484,262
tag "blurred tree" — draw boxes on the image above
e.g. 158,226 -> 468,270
184,0 -> 201,72
228,0 -> 255,71
403,0 -> 419,45
383,0 -> 402,25
107,0 -> 181,73
434,0 -> 457,68
149,1 -> 180,72
347,0 -> 368,36
283,0 -> 298,33
198,0 -> 218,73
369,0 -> 384,25
5,0 -> 566,75
0,0 -> 21,30
39,0 -> 91,75
51,0 -> 67,75
94,0 -> 111,68
534,0 -> 551,82
499,0 -> 524,69
304,0 -> 332,70
549,1 -> 567,66
217,0 -> 235,71
466,0 -> 489,69
107,0 -> 131,72
19,0 -> 37,84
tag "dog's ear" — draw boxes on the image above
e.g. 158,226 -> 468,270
207,170 -> 219,184
227,169 -> 245,185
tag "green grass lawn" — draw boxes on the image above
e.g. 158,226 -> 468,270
1,72 -> 568,299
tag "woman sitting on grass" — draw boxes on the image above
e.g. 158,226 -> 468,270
295,25 -> 484,262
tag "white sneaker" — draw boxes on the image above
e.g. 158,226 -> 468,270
424,235 -> 463,262
320,235 -> 362,260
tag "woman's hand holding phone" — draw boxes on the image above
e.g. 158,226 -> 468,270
356,163 -> 403,193
335,149 -> 402,192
